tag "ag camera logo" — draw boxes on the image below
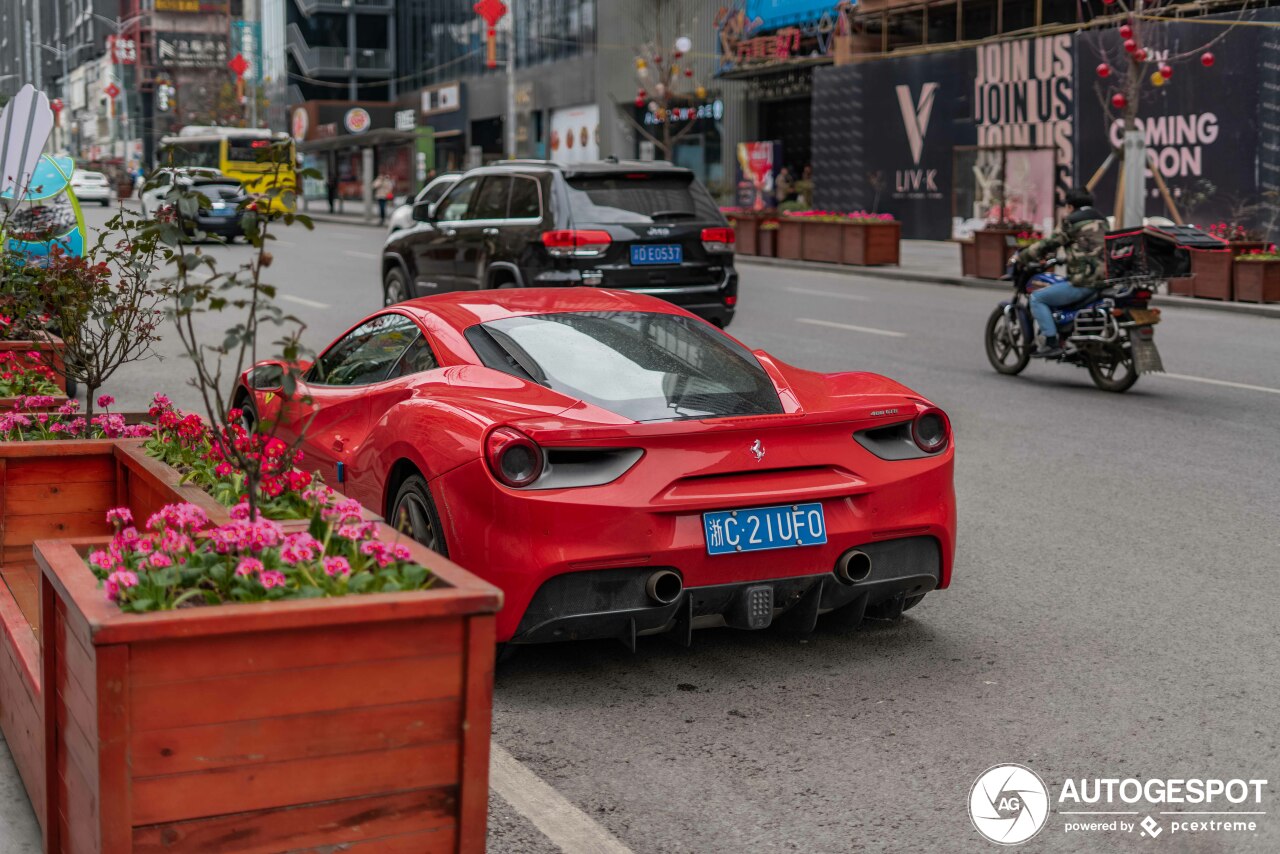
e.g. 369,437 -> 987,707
969,764 -> 1050,845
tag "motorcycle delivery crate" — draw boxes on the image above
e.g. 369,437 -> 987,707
1104,224 -> 1225,280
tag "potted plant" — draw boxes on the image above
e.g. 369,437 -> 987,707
776,213 -> 804,260
0,347 -> 64,409
1232,244 -> 1280,303
840,212 -> 901,266
1194,222 -> 1266,300
35,495 -> 500,852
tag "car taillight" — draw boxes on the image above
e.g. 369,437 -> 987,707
701,226 -> 735,253
912,407 -> 950,453
541,229 -> 612,258
724,295 -> 738,306
485,427 -> 544,488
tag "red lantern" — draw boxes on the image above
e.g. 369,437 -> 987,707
1159,64 -> 1173,79
673,51 -> 683,60
1123,39 -> 1137,53
487,27 -> 496,37
1134,48 -> 1147,62
637,88 -> 646,98
1201,52 -> 1215,67
634,96 -> 646,108
1119,24 -> 1133,39
684,68 -> 693,77
1111,92 -> 1128,110
1097,63 -> 1111,78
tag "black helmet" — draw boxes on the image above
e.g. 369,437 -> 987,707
1064,186 -> 1094,209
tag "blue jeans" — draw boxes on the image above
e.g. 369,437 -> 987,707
1029,281 -> 1096,339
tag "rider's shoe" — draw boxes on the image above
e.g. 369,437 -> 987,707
1032,338 -> 1065,359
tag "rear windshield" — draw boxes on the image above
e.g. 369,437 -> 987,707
565,173 -> 721,224
467,312 -> 783,422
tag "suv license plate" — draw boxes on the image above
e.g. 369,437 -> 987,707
703,503 -> 827,556
631,244 -> 682,266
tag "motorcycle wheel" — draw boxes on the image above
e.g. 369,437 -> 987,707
984,306 -> 1031,375
1087,343 -> 1139,392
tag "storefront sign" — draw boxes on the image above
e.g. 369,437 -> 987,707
395,109 -> 416,132
549,104 -> 600,163
642,100 -> 724,127
232,21 -> 263,85
344,108 -> 371,134
156,33 -> 229,68
107,36 -> 137,66
155,0 -> 228,12
422,83 -> 461,115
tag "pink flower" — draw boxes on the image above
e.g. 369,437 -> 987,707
235,557 -> 263,577
260,570 -> 287,589
391,544 -> 413,562
89,549 -> 115,571
96,394 -> 115,408
149,553 -> 173,568
106,507 -> 134,529
230,500 -> 251,520
323,556 -> 351,577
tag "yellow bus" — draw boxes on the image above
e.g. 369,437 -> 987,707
157,127 -> 298,213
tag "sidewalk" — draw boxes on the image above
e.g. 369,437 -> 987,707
297,211 -> 1280,320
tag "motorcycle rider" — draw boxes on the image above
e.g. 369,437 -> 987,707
1016,187 -> 1108,358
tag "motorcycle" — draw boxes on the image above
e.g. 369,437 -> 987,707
984,259 -> 1164,393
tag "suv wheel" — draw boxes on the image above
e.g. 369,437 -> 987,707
384,267 -> 410,305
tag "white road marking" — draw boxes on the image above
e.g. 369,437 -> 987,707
343,249 -> 379,260
796,318 -> 906,338
490,744 -> 634,854
279,294 -> 331,309
1158,373 -> 1280,396
786,286 -> 869,301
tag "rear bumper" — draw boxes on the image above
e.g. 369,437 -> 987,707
530,265 -> 738,324
509,536 -> 940,646
190,215 -> 244,236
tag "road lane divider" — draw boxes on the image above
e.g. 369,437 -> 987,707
1157,373 -> 1280,396
490,744 -> 635,854
279,294 -> 331,310
796,318 -> 906,338
786,286 -> 869,302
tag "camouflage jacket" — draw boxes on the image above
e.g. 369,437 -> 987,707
1016,207 -> 1108,289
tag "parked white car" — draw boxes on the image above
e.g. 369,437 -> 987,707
70,170 -> 113,206
138,167 -> 225,218
387,173 -> 461,232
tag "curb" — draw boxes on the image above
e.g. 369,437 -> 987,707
304,211 -> 387,229
736,256 -> 1280,320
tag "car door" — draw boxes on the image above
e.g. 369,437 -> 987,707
286,313 -> 423,490
454,175 -> 511,290
410,175 -> 479,294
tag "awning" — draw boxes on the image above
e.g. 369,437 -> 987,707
298,128 -> 417,152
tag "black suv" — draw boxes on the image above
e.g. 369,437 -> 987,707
380,159 -> 738,326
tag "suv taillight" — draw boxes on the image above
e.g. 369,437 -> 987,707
485,427 -> 544,488
541,229 -> 612,258
701,226 -> 735,254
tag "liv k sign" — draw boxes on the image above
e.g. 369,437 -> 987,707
896,82 -> 938,166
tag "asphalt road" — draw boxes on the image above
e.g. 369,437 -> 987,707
2,205 -> 1277,853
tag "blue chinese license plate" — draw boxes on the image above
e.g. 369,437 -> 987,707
631,243 -> 682,266
703,503 -> 827,556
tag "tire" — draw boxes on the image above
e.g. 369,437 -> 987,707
984,306 -> 1031,376
237,395 -> 259,434
390,474 -> 448,556
100,199 -> 109,207
1087,343 -> 1139,393
384,267 -> 410,306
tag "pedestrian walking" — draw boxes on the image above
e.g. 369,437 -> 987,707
326,171 -> 339,213
373,172 -> 394,225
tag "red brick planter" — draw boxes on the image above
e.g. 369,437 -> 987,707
1191,250 -> 1233,300
1232,259 -> 1280,303
1167,276 -> 1195,296
842,222 -> 900,266
776,219 -> 803,260
726,213 -> 758,256
959,240 -> 977,277
974,228 -> 1020,279
758,227 -> 778,258
35,528 -> 500,853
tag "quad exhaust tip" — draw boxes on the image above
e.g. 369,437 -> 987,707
646,569 -> 684,605
835,550 -> 873,585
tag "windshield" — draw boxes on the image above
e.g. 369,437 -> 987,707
564,173 -> 721,224
227,138 -> 292,168
468,312 -> 783,422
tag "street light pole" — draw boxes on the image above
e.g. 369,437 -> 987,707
505,13 -> 516,159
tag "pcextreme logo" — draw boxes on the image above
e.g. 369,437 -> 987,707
969,764 -> 1270,845
895,81 -> 938,166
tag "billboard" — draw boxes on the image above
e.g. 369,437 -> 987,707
736,141 -> 783,209
549,104 -> 600,163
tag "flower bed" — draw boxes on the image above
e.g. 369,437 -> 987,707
1233,246 -> 1280,303
35,503 -> 500,852
776,212 -> 900,266
0,336 -> 67,409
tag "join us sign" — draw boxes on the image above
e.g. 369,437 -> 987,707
0,85 -> 55,203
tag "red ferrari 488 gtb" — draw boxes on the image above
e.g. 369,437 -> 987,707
238,289 -> 955,647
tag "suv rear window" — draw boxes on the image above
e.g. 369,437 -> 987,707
564,172 -> 721,224
467,312 -> 783,422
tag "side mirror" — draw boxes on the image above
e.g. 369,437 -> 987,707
249,362 -> 285,391
412,200 -> 435,223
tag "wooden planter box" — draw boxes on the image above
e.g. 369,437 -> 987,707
1233,259 -> 1280,303
974,228 -> 1020,279
0,439 -> 219,828
0,335 -> 69,400
959,240 -> 977,277
800,221 -> 843,264
35,528 -> 500,853
1167,275 -> 1195,296
1191,250 -> 1233,300
842,222 -> 900,266
757,227 -> 778,257
776,218 -> 804,260
727,213 -> 758,256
